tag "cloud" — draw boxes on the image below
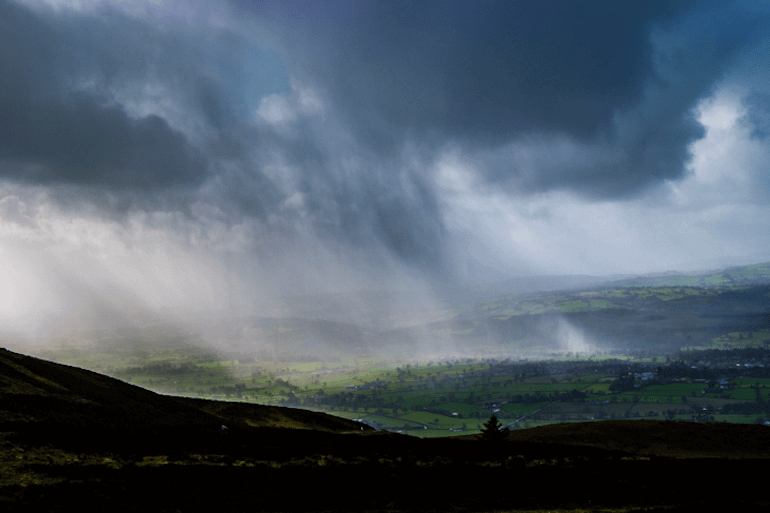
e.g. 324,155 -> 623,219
0,1 -> 210,189
0,94 -> 208,189
1,0 -> 770,343
470,1 -> 770,199
273,1 -> 672,142
686,83 -> 770,207
255,80 -> 323,128
435,78 -> 770,279
740,91 -> 770,140
259,0 -> 770,199
0,0 -> 449,282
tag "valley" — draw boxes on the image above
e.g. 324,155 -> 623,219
2,262 -> 770,511
24,262 -> 770,437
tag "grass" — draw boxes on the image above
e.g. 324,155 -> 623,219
25,323 -> 770,438
500,401 -> 550,416
729,388 -> 761,401
709,329 -> 770,350
640,384 -> 706,395
431,402 -> 486,417
557,300 -> 590,312
39,352 -> 763,434
731,377 -> 770,387
398,411 -> 470,427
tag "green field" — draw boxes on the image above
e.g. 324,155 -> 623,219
28,265 -> 770,437
500,401 -> 549,416
35,341 -> 770,436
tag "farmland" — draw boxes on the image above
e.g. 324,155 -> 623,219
35,338 -> 770,436
7,342 -> 770,513
23,262 -> 770,436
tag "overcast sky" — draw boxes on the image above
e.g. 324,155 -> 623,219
2,0 -> 770,333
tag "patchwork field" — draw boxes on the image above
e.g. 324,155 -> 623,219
16,267 -> 770,436
26,338 -> 770,435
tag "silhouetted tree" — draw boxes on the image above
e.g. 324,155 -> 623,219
481,415 -> 509,442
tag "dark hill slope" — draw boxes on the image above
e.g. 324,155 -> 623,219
477,419 -> 770,458
0,347 -> 367,440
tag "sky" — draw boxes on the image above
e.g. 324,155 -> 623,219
1,0 -> 770,335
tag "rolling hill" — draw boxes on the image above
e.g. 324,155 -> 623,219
3,348 -> 770,511
0,347 -> 369,442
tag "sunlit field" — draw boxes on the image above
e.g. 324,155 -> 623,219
34,330 -> 770,436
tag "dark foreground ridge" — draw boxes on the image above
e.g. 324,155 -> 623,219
2,348 -> 770,512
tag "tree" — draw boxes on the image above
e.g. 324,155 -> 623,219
481,415 -> 509,442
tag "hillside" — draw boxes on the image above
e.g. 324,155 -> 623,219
3,348 -> 770,511
0,347 -> 369,441
458,419 -> 770,459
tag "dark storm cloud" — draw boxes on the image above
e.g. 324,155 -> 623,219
741,91 -> 770,140
6,0 -> 768,287
0,0 -> 448,276
0,0 -> 206,190
255,0 -> 770,198
261,0 -> 689,141
0,92 -> 207,189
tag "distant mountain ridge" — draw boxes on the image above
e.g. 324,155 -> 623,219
607,261 -> 770,288
487,261 -> 770,292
